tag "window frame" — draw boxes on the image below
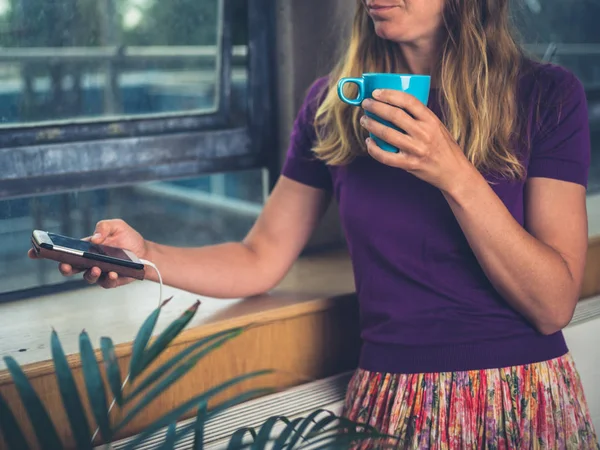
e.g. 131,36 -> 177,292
0,0 -> 278,200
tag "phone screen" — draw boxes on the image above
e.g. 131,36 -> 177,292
48,233 -> 134,262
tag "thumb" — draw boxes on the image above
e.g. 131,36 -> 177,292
91,221 -> 115,243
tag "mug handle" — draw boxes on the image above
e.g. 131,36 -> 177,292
337,78 -> 365,106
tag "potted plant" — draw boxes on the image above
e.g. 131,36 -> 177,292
0,299 -> 391,449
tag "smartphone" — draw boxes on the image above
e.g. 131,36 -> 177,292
31,230 -> 145,280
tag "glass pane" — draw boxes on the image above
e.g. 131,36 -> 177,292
0,169 -> 266,296
511,1 -> 600,194
0,0 -> 244,126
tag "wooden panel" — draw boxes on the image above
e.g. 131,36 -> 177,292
0,294 -> 361,449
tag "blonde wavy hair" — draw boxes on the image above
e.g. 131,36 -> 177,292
314,0 -> 526,179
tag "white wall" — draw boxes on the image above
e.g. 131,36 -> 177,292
564,317 -> 600,431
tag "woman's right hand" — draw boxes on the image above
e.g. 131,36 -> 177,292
32,219 -> 149,289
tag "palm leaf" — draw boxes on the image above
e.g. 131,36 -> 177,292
0,392 -> 29,450
299,418 -> 397,450
3,356 -> 63,450
123,314 -> 237,405
215,412 -> 391,450
282,409 -> 328,449
116,370 -> 272,432
140,300 -> 201,370
304,431 -> 393,449
252,416 -> 291,449
129,297 -> 172,381
79,330 -> 112,443
303,413 -> 374,441
305,415 -> 394,449
100,337 -> 124,407
117,331 -> 267,431
303,415 -> 339,439
51,330 -> 93,450
272,417 -> 304,449
227,428 -> 257,449
194,401 -> 208,450
125,330 -> 242,404
295,410 -> 382,446
155,422 -> 177,450
121,388 -> 273,450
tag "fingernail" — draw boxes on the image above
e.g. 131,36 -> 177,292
360,116 -> 367,126
92,233 -> 101,241
372,89 -> 382,98
365,137 -> 372,145
362,99 -> 372,107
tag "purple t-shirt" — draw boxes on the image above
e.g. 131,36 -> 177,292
282,61 -> 591,374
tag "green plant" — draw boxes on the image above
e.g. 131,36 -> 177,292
0,299 -> 390,449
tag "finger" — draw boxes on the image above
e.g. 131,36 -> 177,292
366,138 -> 416,171
360,116 -> 423,157
28,248 -> 39,259
362,99 -> 424,138
98,272 -> 120,289
59,263 -> 83,276
372,89 -> 430,121
92,219 -> 121,244
83,267 -> 102,284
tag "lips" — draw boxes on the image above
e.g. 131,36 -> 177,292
367,4 -> 398,13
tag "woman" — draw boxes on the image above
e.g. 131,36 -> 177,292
36,0 -> 598,447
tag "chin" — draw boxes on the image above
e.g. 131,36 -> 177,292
373,22 -> 410,43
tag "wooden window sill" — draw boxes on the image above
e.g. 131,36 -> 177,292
0,249 -> 355,374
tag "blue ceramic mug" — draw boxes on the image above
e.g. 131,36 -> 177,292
337,73 -> 431,152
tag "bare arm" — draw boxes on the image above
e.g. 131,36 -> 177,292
146,176 -> 331,298
444,172 -> 588,335
360,85 -> 589,336
45,176 -> 331,298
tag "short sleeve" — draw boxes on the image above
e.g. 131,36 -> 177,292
281,78 -> 333,190
527,66 -> 591,187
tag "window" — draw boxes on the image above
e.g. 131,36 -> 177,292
0,170 -> 267,298
512,0 -> 600,195
0,0 -> 224,124
0,0 -> 276,300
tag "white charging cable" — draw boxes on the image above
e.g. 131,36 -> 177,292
140,258 -> 164,307
91,259 -> 164,445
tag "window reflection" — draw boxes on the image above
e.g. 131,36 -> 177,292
0,170 -> 266,296
0,0 -> 238,125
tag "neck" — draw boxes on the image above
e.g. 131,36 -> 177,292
397,40 -> 437,75
396,30 -> 443,78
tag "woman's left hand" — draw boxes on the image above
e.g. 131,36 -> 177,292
361,89 -> 476,194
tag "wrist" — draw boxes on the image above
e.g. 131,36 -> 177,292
441,162 -> 484,205
141,241 -> 161,282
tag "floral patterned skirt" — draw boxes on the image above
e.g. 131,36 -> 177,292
343,353 -> 598,449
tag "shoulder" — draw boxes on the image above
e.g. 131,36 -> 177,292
302,77 -> 330,113
308,76 -> 330,96
519,59 -> 586,107
290,77 -> 331,141
521,60 -> 590,186
293,76 -> 331,134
